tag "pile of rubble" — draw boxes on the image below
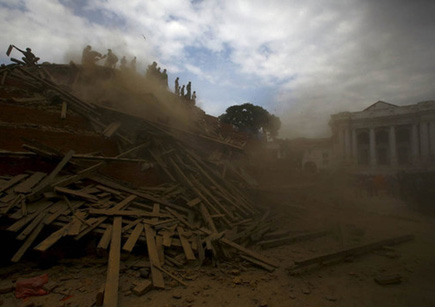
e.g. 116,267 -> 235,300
0,63 -> 278,305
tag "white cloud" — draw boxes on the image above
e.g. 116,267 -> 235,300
1,0 -> 434,138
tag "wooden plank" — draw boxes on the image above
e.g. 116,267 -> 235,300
61,101 -> 67,119
0,174 -> 28,193
177,226 -> 196,261
11,223 -> 44,263
258,230 -> 330,249
43,201 -> 75,225
166,208 -> 195,229
240,255 -> 275,272
103,216 -> 122,307
98,225 -> 113,250
219,238 -> 279,268
34,223 -> 72,252
88,208 -> 169,218
290,234 -> 415,271
156,235 -> 165,265
153,265 -> 187,287
74,195 -> 136,240
103,122 -> 122,138
7,200 -> 52,232
143,224 -> 165,289
187,198 -> 201,207
199,203 -> 218,233
161,229 -> 174,247
14,172 -> 46,194
96,185 -> 122,196
121,219 -> 141,233
66,211 -> 87,236
28,150 -> 74,200
89,176 -> 188,213
151,203 -> 160,223
16,212 -> 47,240
54,186 -> 98,202
122,223 -> 143,252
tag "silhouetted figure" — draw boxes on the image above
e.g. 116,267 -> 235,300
15,46 -> 39,66
130,56 -> 137,71
181,85 -> 185,97
146,61 -> 158,78
104,49 -> 118,69
192,91 -> 196,104
120,56 -> 127,70
186,81 -> 191,100
162,69 -> 168,87
81,45 -> 102,67
175,77 -> 180,95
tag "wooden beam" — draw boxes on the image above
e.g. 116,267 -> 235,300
61,101 -> 67,119
219,238 -> 279,268
290,234 -> 414,272
0,174 -> 28,193
258,230 -> 330,249
122,223 -> 143,252
14,172 -> 46,194
143,224 -> 165,289
103,217 -> 122,307
97,225 -> 113,250
177,226 -> 196,261
54,186 -> 98,202
11,223 -> 44,262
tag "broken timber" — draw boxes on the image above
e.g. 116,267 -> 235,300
288,234 -> 414,274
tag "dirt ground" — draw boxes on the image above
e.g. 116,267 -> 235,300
1,170 -> 434,307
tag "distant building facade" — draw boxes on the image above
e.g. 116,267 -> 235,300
329,100 -> 435,173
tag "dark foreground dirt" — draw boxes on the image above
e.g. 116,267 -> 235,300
1,171 -> 434,307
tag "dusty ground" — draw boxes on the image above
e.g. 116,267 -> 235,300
1,170 -> 434,307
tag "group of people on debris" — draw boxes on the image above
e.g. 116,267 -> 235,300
7,44 -> 198,105
175,77 -> 196,104
146,61 -> 168,87
81,46 -> 136,71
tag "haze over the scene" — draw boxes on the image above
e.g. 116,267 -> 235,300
1,0 -> 435,138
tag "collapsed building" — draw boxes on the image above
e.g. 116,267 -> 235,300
0,62 -> 281,305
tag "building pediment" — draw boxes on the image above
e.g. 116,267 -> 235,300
363,101 -> 398,112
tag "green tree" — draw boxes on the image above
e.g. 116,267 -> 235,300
218,103 -> 281,139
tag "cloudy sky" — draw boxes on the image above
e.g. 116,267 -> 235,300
1,0 -> 435,138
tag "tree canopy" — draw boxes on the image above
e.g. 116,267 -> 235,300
218,103 -> 281,139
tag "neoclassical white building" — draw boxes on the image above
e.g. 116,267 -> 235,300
329,100 -> 435,173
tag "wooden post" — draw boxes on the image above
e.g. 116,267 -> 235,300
103,217 -> 122,307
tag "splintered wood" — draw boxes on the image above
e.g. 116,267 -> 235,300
0,64 -> 279,305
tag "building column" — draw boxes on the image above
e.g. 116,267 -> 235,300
411,124 -> 419,164
420,122 -> 429,162
430,121 -> 435,155
344,128 -> 351,161
389,125 -> 397,166
352,129 -> 357,164
369,128 -> 376,167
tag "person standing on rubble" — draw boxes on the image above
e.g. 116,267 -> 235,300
120,56 -> 127,70
180,85 -> 185,97
14,46 -> 39,66
186,81 -> 192,100
192,91 -> 197,105
175,77 -> 180,95
104,49 -> 118,69
162,69 -> 168,88
130,56 -> 137,72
